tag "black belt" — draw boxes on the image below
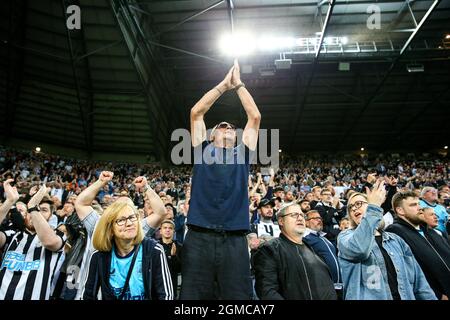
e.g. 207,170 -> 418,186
188,225 -> 247,236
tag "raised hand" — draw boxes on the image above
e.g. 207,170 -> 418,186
99,171 -> 114,184
367,172 -> 377,184
269,168 -> 275,178
134,176 -> 148,193
366,178 -> 387,207
28,184 -> 49,209
217,65 -> 235,92
385,175 -> 398,186
29,185 -> 39,196
231,59 -> 242,87
332,195 -> 341,208
3,179 -> 20,203
171,242 -> 177,256
256,172 -> 262,181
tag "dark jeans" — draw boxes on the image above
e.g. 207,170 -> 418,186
179,227 -> 253,300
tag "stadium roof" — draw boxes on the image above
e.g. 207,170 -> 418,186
1,0 -> 449,162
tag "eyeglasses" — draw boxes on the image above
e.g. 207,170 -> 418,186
115,214 -> 139,226
348,200 -> 368,212
280,212 -> 305,220
306,216 -> 323,221
216,122 -> 236,130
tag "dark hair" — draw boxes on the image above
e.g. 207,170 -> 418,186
40,195 -> 55,213
305,210 -> 320,219
391,191 -> 417,216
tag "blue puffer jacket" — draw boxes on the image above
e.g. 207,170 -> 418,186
337,204 -> 437,300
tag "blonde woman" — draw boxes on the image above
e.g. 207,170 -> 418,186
82,201 -> 173,300
337,180 -> 436,300
75,172 -> 168,299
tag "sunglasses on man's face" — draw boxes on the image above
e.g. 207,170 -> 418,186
216,122 -> 236,130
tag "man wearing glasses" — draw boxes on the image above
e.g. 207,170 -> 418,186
338,181 -> 436,300
253,203 -> 337,300
303,210 -> 343,298
181,60 -> 261,299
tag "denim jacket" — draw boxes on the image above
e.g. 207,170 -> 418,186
337,204 -> 437,300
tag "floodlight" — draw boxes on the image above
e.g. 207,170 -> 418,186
219,32 -> 255,56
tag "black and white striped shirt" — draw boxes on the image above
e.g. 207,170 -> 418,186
0,229 -> 65,300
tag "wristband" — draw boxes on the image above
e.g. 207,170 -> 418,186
234,82 -> 245,91
142,184 -> 150,194
28,205 -> 40,213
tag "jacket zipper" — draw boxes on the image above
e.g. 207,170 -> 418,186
423,235 -> 450,272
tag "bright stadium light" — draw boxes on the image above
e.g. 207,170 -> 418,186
340,36 -> 349,45
360,147 -> 365,151
445,146 -> 448,149
257,36 -> 295,51
276,37 -> 296,49
257,36 -> 277,51
219,32 -> 255,56
35,147 -> 41,153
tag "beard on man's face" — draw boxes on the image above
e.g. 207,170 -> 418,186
301,207 -> 310,214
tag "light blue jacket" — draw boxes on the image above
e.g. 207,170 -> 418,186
337,204 -> 437,300
419,199 -> 449,235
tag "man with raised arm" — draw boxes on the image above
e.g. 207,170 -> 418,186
180,60 -> 261,300
74,171 -> 167,299
0,180 -> 66,300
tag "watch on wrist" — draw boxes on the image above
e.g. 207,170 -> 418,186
142,184 -> 150,193
235,82 -> 245,91
28,205 -> 40,213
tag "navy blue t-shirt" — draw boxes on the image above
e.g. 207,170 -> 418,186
187,141 -> 253,231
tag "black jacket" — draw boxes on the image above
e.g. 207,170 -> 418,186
158,240 -> 181,296
315,202 -> 345,244
82,237 -> 173,300
386,218 -> 450,298
253,233 -> 337,300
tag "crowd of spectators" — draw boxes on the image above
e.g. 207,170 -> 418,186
0,145 -> 448,300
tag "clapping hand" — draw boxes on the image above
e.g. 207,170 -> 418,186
27,184 -> 49,209
366,179 -> 387,207
231,59 -> 242,87
3,179 -> 20,203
